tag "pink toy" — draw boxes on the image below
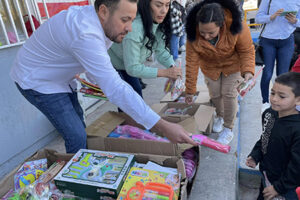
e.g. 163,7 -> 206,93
237,67 -> 264,98
191,134 -> 231,154
114,125 -> 169,142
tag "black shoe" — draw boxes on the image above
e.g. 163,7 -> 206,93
139,79 -> 147,89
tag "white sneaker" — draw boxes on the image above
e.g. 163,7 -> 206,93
261,102 -> 270,113
213,116 -> 224,133
179,45 -> 186,52
217,128 -> 234,145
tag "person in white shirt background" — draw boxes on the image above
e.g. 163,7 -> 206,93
256,0 -> 300,112
10,0 -> 197,153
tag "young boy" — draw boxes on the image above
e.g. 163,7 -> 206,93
246,72 -> 300,200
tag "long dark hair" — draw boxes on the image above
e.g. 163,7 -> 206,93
138,0 -> 171,54
196,3 -> 224,27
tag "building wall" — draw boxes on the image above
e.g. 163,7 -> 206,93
0,45 -> 59,179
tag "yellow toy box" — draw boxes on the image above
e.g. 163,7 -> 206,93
117,167 -> 180,200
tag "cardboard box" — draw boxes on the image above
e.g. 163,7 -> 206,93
0,149 -> 73,198
0,149 -> 193,200
54,149 -> 135,199
160,85 -> 211,104
154,103 -> 215,135
86,112 -> 192,156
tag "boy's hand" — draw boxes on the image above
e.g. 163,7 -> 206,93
245,156 -> 257,168
263,185 -> 278,200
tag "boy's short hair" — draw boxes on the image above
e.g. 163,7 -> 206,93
275,72 -> 300,97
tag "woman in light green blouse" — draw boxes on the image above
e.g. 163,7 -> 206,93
108,0 -> 182,97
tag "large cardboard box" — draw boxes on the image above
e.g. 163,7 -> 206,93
160,85 -> 210,104
86,111 -> 207,156
153,103 -> 215,135
0,149 -> 192,200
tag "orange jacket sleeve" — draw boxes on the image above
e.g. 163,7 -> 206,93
235,21 -> 255,77
185,40 -> 200,95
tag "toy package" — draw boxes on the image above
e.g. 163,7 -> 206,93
54,149 -> 135,199
75,75 -> 107,100
111,125 -> 169,142
117,167 -> 181,200
237,67 -> 264,98
164,106 -> 192,115
191,134 -> 231,154
14,158 -> 47,190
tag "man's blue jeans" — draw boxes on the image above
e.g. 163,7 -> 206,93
260,35 -> 294,103
16,83 -> 86,153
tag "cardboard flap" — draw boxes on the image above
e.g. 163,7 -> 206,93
103,139 -> 177,156
194,105 -> 215,132
151,103 -> 168,113
86,112 -> 125,136
176,159 -> 187,179
178,118 -> 197,134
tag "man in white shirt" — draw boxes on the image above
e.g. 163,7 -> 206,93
10,0 -> 196,153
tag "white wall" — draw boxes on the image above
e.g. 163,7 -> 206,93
0,45 -> 59,179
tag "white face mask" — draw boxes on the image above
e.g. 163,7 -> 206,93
296,105 -> 300,112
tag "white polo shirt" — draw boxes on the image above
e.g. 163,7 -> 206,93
10,5 -> 160,129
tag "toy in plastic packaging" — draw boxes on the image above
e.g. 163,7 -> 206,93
14,159 -> 47,190
191,134 -> 231,154
114,125 -> 169,142
170,78 -> 185,101
164,106 -> 192,115
237,67 -> 264,98
164,79 -> 175,93
117,167 -> 180,200
126,181 -> 174,200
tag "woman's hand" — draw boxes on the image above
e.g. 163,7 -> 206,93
243,72 -> 253,82
245,156 -> 257,168
263,186 -> 279,200
158,66 -> 182,79
185,94 -> 194,104
270,9 -> 284,21
285,13 -> 298,24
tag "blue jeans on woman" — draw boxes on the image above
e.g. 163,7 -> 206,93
16,83 -> 86,153
117,70 -> 143,98
170,32 -> 186,61
260,34 -> 294,103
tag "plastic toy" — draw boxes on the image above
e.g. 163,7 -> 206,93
237,67 -> 264,98
191,134 -> 231,154
14,159 -> 47,190
126,181 -> 174,200
114,125 -> 169,142
75,74 -> 107,100
118,167 -> 180,200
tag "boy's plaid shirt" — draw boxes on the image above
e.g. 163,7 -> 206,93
170,1 -> 184,37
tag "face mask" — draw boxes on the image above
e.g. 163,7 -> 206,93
296,105 -> 300,112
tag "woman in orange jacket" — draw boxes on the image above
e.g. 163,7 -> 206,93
184,0 -> 255,145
